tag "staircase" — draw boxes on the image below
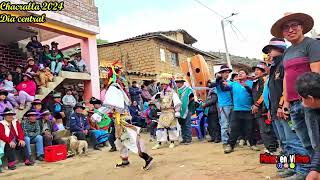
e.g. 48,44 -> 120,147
15,71 -> 91,119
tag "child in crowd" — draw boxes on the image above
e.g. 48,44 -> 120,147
12,65 -> 24,86
296,72 -> 320,180
25,57 -> 39,76
74,55 -> 87,72
62,89 -> 77,128
148,101 -> 159,141
2,74 -> 15,93
51,93 -> 65,122
54,113 -> 65,131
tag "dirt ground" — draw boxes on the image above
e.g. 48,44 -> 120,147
0,134 -> 280,180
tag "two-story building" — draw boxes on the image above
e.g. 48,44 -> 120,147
98,30 -> 219,83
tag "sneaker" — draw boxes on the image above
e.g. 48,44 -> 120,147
239,139 -> 245,147
207,139 -> 215,143
214,139 -> 221,143
115,161 -> 130,168
284,173 -> 306,180
109,147 -> 117,152
24,159 -> 34,166
152,143 -> 161,150
278,169 -> 296,178
180,140 -> 187,144
169,143 -> 175,148
224,144 -> 233,154
250,145 -> 260,151
143,157 -> 154,171
37,155 -> 44,161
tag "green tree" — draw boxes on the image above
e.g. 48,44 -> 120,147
97,38 -> 108,45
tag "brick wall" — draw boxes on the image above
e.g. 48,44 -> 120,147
19,0 -> 99,27
98,38 -> 217,82
0,44 -> 26,71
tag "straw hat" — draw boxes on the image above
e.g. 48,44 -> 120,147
271,12 -> 314,38
174,73 -> 186,82
159,73 -> 172,85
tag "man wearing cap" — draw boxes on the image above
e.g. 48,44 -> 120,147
70,103 -> 101,150
271,13 -> 320,179
22,110 -> 45,161
16,72 -> 36,110
39,109 -> 64,147
215,65 -> 233,150
175,73 -> 194,145
252,62 -> 278,154
89,97 -> 116,152
0,108 -> 34,170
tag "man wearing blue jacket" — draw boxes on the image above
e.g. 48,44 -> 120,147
222,70 -> 259,153
69,103 -> 100,150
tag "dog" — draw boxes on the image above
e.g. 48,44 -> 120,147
69,135 -> 88,156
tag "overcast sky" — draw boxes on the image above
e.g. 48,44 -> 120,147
95,0 -> 319,59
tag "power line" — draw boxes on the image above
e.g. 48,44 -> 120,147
193,0 -> 224,18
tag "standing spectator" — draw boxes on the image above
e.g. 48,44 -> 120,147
0,65 -> 9,82
51,93 -> 66,124
22,110 -> 44,161
0,90 -> 13,121
215,65 -> 234,150
147,101 -> 159,141
175,74 -> 194,145
16,73 -> 36,110
129,81 -> 142,107
39,109 -> 64,146
203,88 -> 221,143
48,48 -> 63,76
141,85 -> 152,103
62,89 -> 77,128
25,57 -> 39,76
148,80 -> 158,97
12,65 -> 24,86
0,108 -> 34,170
69,103 -> 101,150
74,55 -> 87,72
271,12 -> 320,179
223,70 -> 259,153
25,36 -> 42,59
251,62 -> 278,154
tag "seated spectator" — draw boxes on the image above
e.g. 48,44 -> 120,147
25,57 -> 39,76
141,85 -> 152,104
87,110 -> 109,147
129,101 -> 145,127
16,73 -> 36,110
48,48 -> 63,76
62,88 -> 76,128
74,55 -> 87,72
50,41 -> 64,58
35,66 -> 53,88
51,93 -> 66,124
26,36 -> 42,59
0,108 -> 34,171
0,90 -> 13,121
62,56 -> 78,72
2,74 -> 18,107
54,113 -> 65,131
41,45 -> 51,67
89,97 -> 116,151
11,65 -> 24,86
31,99 -> 43,121
22,110 -> 44,161
0,65 -> 9,83
69,103 -> 101,150
40,109 -> 64,147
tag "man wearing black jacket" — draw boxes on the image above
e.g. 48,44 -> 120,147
252,62 -> 278,153
264,37 -> 308,178
203,88 -> 220,143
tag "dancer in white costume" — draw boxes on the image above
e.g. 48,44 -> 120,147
92,63 -> 153,170
152,73 -> 182,150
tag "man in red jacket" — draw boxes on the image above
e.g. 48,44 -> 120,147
0,108 -> 34,171
16,72 -> 36,110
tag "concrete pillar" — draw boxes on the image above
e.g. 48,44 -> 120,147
81,36 -> 100,101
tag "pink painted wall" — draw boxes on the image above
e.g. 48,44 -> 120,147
81,37 -> 100,101
41,35 -> 81,50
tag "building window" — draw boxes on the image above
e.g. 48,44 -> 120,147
171,52 -> 179,66
160,48 -> 166,62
